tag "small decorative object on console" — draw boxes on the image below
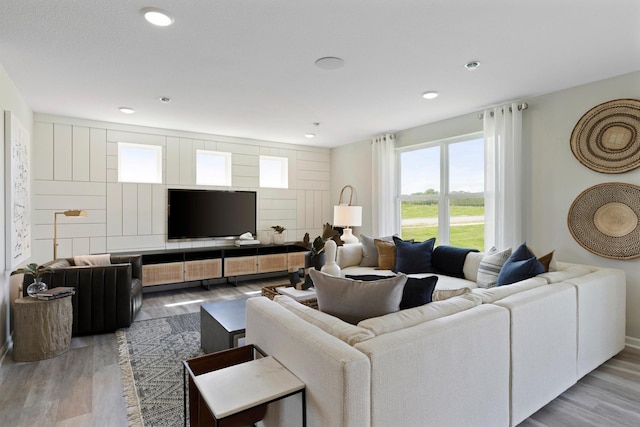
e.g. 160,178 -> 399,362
11,262 -> 53,297
271,225 -> 286,244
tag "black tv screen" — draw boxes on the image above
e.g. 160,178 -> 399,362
168,189 -> 257,240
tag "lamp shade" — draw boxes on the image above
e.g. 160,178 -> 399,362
333,205 -> 362,227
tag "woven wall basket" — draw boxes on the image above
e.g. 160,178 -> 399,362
568,182 -> 640,259
570,98 -> 640,173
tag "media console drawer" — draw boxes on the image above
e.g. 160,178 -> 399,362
257,253 -> 288,273
185,259 -> 223,281
224,256 -> 258,277
143,262 -> 184,286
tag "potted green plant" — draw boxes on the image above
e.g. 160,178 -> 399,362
11,262 -> 53,297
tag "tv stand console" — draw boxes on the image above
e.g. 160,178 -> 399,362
115,244 -> 307,292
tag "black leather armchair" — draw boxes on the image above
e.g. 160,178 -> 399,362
22,254 -> 143,335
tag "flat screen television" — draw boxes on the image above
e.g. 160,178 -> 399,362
167,189 -> 257,240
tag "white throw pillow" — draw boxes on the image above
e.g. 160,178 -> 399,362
476,247 -> 511,288
336,243 -> 363,269
463,252 -> 485,282
310,269 -> 407,324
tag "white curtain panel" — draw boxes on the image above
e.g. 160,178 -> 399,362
483,103 -> 523,251
371,134 -> 397,237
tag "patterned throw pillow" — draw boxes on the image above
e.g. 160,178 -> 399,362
476,247 -> 512,288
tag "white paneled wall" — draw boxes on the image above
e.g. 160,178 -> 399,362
31,115 -> 331,263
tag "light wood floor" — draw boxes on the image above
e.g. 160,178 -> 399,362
1,277 -> 639,427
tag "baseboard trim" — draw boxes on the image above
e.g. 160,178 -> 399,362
625,336 -> 640,349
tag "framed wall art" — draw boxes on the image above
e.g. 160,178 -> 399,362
5,111 -> 31,269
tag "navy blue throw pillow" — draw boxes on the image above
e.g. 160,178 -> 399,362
345,274 -> 439,310
400,276 -> 439,309
497,242 -> 545,286
392,236 -> 436,274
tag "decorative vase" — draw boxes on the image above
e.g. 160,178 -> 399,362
272,233 -> 285,245
26,278 -> 48,297
257,230 -> 272,245
321,240 -> 341,277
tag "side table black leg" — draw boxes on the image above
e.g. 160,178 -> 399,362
302,388 -> 307,427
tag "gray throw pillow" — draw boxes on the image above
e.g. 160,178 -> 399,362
359,234 -> 394,267
310,269 -> 407,324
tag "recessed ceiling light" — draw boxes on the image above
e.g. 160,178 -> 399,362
305,133 -> 316,138
119,107 -> 135,114
315,57 -> 344,70
422,91 -> 439,99
465,60 -> 481,70
159,97 -> 171,103
141,7 -> 175,26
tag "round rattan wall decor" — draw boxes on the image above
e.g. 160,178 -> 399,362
568,182 -> 640,259
570,98 -> 640,174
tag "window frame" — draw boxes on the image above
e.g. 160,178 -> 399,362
117,142 -> 163,184
259,155 -> 289,189
397,132 -> 484,245
195,149 -> 232,186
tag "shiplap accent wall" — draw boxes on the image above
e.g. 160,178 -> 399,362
31,115 -> 331,263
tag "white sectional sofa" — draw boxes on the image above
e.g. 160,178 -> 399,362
245,243 -> 626,427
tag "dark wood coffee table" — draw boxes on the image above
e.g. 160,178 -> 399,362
200,298 -> 248,354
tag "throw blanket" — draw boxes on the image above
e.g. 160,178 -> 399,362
74,253 -> 111,266
431,246 -> 479,278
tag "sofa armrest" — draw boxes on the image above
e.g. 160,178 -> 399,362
111,254 -> 142,280
246,297 -> 370,427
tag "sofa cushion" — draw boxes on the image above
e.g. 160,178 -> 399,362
537,265 -> 593,284
346,274 -> 439,310
392,236 -> 436,274
274,295 -> 374,345
472,277 -> 547,303
477,247 -> 512,288
432,245 -> 480,278
463,251 -> 485,282
337,243 -> 363,269
310,269 -> 407,324
356,293 -> 481,336
497,243 -> 545,286
432,287 -> 471,301
74,254 -> 111,266
374,239 -> 397,270
360,234 -> 393,267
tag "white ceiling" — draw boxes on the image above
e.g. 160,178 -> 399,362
1,1 -> 639,148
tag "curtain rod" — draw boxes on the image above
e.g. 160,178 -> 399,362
477,102 -> 528,119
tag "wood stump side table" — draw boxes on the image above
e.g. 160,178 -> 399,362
13,296 -> 73,362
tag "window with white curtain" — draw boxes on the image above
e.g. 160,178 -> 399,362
259,155 -> 288,188
398,133 -> 485,249
196,150 -> 232,186
118,142 -> 163,184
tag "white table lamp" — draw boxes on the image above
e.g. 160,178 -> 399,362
333,185 -> 362,244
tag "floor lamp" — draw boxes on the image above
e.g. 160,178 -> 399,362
333,185 -> 362,244
54,209 -> 87,259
